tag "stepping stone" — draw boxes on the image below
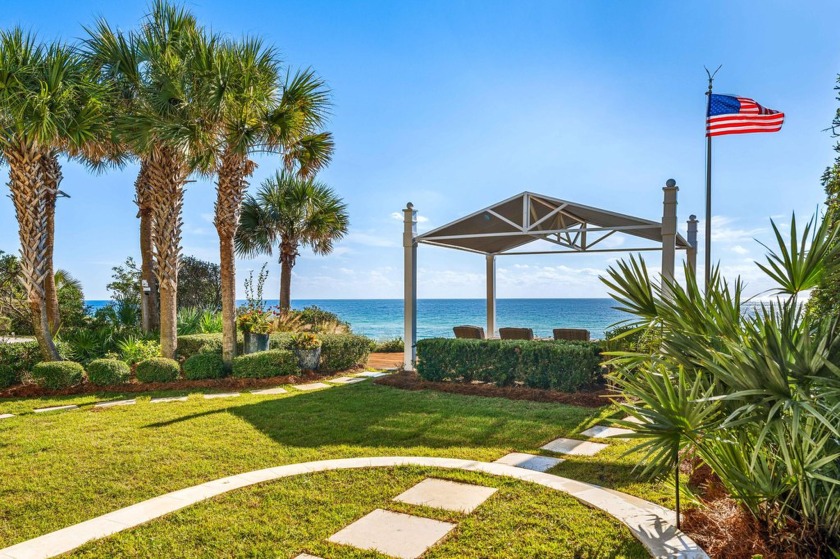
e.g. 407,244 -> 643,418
150,396 -> 188,404
580,425 -> 635,439
393,478 -> 497,513
294,382 -> 331,391
0,413 -> 14,419
203,392 -> 240,399
293,555 -> 324,559
541,437 -> 608,456
250,387 -> 287,395
494,452 -> 564,472
328,509 -> 455,559
354,371 -> 387,378
33,405 -> 78,413
622,415 -> 644,424
329,376 -> 366,384
94,399 -> 136,408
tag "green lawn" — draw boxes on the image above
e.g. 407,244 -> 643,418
0,381 -> 672,557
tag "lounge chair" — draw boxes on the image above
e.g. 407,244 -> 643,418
498,327 -> 534,340
553,328 -> 590,341
453,325 -> 485,339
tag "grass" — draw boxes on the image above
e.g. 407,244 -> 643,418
70,467 -> 648,558
0,381 -> 674,556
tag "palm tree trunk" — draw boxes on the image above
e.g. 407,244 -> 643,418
146,147 -> 187,359
5,142 -> 61,360
135,160 -> 159,333
42,152 -> 61,334
279,242 -> 296,313
214,153 -> 255,365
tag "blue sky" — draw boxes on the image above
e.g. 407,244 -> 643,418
1,0 -> 839,300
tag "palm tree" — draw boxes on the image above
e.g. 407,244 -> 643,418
83,17 -> 161,334
235,171 -> 349,312
207,37 -> 334,364
0,30 -> 106,360
115,2 -> 217,358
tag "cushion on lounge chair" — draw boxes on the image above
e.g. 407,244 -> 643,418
498,327 -> 534,340
553,328 -> 590,341
453,325 -> 485,339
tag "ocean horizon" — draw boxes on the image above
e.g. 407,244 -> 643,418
85,298 -> 630,341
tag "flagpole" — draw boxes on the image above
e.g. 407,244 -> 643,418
704,65 -> 720,292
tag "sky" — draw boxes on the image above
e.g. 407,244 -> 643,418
1,0 -> 839,300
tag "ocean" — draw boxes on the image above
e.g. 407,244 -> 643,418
84,298 -> 630,341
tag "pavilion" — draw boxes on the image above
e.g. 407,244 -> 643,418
401,179 -> 698,370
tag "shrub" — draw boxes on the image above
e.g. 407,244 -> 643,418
231,349 -> 298,378
135,357 -> 180,383
318,334 -> 372,372
87,359 -> 131,386
183,352 -> 226,380
416,338 -> 603,391
0,316 -> 11,334
31,361 -> 85,390
117,336 -> 160,365
176,333 -> 243,359
0,340 -> 69,387
0,364 -> 18,389
372,337 -> 404,353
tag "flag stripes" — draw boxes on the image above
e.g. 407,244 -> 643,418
706,95 -> 784,137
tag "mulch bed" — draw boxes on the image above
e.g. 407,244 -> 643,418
366,352 -> 403,369
0,370 -> 342,400
374,370 -> 609,407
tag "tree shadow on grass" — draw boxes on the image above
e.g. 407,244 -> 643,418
142,383 -> 602,453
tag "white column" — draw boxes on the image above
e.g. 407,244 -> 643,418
403,203 -> 418,371
686,214 -> 699,281
486,254 -> 496,338
661,179 -> 678,298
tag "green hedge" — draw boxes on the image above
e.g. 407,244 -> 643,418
135,357 -> 180,383
183,353 -> 226,380
176,334 -> 243,360
31,361 -> 86,390
0,340 -> 68,388
177,333 -> 371,372
231,349 -> 298,378
416,338 -> 603,392
87,359 -> 131,386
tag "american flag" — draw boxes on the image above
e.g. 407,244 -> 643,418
706,94 -> 784,137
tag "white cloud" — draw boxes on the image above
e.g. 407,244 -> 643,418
731,245 -> 749,255
707,216 -> 765,244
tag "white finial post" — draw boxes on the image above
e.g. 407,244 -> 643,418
403,203 -> 418,370
686,214 -> 699,280
486,254 -> 496,338
661,179 -> 678,298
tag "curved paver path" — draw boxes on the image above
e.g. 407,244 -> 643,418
0,457 -> 708,559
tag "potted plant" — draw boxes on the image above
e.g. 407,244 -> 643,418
237,265 -> 275,354
291,332 -> 322,370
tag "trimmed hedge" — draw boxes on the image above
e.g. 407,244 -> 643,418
183,352 -> 226,380
416,338 -> 603,392
177,332 -> 371,373
176,334 -> 243,360
231,349 -> 298,379
135,357 -> 180,383
0,340 -> 68,388
31,361 -> 86,390
87,359 -> 131,386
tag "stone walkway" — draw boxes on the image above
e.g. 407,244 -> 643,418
0,457 -> 708,559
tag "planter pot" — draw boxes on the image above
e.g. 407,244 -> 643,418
294,347 -> 321,370
243,332 -> 270,354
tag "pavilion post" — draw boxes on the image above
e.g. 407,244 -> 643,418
686,214 -> 699,280
661,179 -> 678,298
486,254 -> 496,338
403,203 -> 418,371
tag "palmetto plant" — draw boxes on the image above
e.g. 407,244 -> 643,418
235,171 -> 349,312
0,29 -> 107,360
602,214 -> 840,554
